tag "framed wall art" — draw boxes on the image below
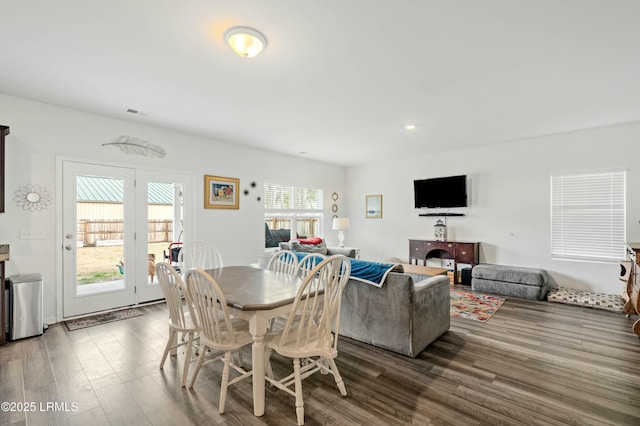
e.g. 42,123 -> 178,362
365,194 -> 382,218
205,175 -> 239,209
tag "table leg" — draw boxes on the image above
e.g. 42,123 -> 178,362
249,314 -> 268,416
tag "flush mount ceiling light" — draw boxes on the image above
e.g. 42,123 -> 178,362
224,26 -> 268,58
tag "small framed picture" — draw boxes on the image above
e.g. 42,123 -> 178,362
365,194 -> 382,218
204,175 -> 239,209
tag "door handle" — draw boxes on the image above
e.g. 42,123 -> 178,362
65,245 -> 73,251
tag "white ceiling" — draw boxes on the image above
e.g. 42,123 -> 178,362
1,0 -> 639,166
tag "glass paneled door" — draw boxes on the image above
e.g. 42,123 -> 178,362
62,161 -> 190,317
63,162 -> 136,317
136,170 -> 185,303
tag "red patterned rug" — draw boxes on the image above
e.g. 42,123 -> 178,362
450,290 -> 506,322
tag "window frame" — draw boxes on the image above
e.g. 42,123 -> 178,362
264,183 -> 324,243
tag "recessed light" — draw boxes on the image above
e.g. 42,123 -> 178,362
405,124 -> 416,130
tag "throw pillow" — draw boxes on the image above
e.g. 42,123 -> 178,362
297,237 -> 323,245
290,240 -> 328,255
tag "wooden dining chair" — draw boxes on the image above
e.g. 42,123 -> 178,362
295,253 -> 326,278
265,250 -> 300,331
184,268 -> 253,414
155,262 -> 200,387
178,240 -> 223,273
267,249 -> 299,274
264,255 -> 351,425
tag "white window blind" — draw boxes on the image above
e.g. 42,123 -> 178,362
551,171 -> 625,262
264,183 -> 291,209
264,183 -> 322,210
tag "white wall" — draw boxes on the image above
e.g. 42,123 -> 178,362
3,92 -> 638,324
0,94 -> 346,323
347,121 -> 640,294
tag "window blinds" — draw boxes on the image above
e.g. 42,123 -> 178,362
264,183 -> 322,210
551,171 -> 625,262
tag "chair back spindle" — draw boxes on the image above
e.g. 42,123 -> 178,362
267,249 -> 299,274
295,253 -> 326,279
156,262 -> 196,329
185,269 -> 240,348
178,240 -> 224,273
280,255 -> 351,353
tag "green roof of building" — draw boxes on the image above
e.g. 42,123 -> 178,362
76,176 -> 174,204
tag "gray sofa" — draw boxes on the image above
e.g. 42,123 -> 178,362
257,245 -> 358,269
277,241 -> 358,258
338,270 -> 450,358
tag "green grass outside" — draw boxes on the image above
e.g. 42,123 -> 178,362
76,242 -> 169,285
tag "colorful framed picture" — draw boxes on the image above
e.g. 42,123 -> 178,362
366,194 -> 382,218
204,175 -> 239,209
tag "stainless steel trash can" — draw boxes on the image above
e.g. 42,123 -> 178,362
9,273 -> 43,340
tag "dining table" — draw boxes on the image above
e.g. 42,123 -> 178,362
203,265 -> 304,417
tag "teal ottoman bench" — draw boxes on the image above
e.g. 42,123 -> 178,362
471,264 -> 549,300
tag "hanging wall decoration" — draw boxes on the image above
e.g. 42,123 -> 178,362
102,135 -> 166,158
331,192 -> 339,218
14,183 -> 53,212
242,181 -> 262,202
365,194 -> 382,218
204,175 -> 239,209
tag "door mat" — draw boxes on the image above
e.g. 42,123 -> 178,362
64,308 -> 143,331
450,290 -> 506,322
547,287 -> 624,313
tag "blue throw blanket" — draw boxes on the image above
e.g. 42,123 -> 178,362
347,258 -> 400,287
292,252 -> 400,287
293,252 -> 325,263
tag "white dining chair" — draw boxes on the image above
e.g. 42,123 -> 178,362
178,240 -> 223,273
267,249 -> 299,274
155,262 -> 199,387
265,250 -> 300,331
295,253 -> 326,278
184,268 -> 253,414
264,254 -> 351,425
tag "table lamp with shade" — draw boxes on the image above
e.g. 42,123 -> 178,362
332,217 -> 350,247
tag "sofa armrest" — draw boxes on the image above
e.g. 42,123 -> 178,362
338,272 -> 415,355
327,247 -> 357,258
414,275 -> 450,290
411,275 -> 451,356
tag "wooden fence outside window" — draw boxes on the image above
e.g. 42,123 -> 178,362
77,219 -> 174,246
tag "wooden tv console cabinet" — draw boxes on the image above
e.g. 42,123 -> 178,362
409,239 -> 479,285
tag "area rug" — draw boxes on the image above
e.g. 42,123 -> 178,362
64,308 -> 143,331
547,287 -> 624,313
450,290 -> 506,322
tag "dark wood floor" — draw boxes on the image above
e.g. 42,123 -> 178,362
1,292 -> 640,426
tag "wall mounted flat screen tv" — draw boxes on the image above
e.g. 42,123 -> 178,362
414,175 -> 467,208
